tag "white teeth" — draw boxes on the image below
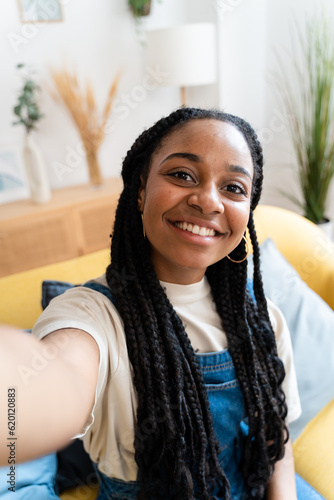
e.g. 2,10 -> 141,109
174,221 -> 216,237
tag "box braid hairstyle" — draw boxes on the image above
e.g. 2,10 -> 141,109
106,107 -> 288,499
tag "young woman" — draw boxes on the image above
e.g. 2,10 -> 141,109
1,108 -> 306,499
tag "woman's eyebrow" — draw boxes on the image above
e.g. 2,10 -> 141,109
227,164 -> 252,180
160,153 -> 252,179
160,152 -> 201,165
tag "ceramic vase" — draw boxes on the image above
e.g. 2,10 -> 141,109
317,218 -> 333,241
86,148 -> 103,186
24,133 -> 51,204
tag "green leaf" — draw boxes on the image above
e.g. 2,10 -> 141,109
13,105 -> 22,116
23,81 -> 35,92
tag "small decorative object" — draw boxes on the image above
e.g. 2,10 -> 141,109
18,0 -> 63,23
275,15 -> 334,232
51,67 -> 120,186
128,0 -> 152,18
12,63 -> 51,204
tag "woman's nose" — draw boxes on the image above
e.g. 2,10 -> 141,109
187,183 -> 223,214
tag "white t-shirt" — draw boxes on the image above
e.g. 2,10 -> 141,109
32,274 -> 301,481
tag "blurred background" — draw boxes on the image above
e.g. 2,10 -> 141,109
1,0 -> 334,222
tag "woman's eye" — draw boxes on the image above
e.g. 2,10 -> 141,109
224,184 -> 247,195
168,171 -> 193,182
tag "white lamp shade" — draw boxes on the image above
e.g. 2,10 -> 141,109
146,23 -> 217,88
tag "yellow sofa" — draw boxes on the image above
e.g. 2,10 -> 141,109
0,204 -> 333,499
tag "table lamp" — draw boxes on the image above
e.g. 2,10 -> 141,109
146,23 -> 217,106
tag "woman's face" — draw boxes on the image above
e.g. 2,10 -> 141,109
138,119 -> 254,284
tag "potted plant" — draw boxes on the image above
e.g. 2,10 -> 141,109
275,16 -> 334,236
13,64 -> 44,133
128,0 -> 152,18
13,63 -> 51,203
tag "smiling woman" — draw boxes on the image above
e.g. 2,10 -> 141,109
1,108 -> 312,500
138,119 -> 254,284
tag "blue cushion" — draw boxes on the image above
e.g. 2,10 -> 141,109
0,453 -> 59,499
41,280 -> 76,309
296,473 -> 326,499
248,238 -> 334,440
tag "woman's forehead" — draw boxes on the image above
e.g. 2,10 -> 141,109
152,119 -> 253,168
155,119 -> 250,155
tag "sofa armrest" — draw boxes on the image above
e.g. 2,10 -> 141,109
293,398 -> 334,499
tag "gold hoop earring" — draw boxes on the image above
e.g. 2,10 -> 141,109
141,213 -> 146,239
227,235 -> 249,264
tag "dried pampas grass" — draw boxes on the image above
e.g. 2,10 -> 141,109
51,67 -> 121,185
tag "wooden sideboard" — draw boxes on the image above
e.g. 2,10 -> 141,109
0,178 -> 123,277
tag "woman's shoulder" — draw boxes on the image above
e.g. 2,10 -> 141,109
32,274 -> 123,344
49,274 -> 116,309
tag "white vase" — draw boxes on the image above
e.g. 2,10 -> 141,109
317,218 -> 333,240
23,133 -> 51,204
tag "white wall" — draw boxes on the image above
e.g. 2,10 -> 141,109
217,0 -> 268,131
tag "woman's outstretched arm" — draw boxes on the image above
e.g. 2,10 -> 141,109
266,438 -> 297,500
0,326 -> 99,465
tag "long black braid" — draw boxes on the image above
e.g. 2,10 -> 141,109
106,108 -> 288,499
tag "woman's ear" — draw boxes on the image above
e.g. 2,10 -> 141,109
137,177 -> 145,213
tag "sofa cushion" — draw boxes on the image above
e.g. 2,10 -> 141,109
42,280 -> 76,309
0,453 -> 59,499
248,238 -> 334,440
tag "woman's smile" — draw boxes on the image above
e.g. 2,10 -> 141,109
137,119 -> 254,284
169,217 -> 226,245
172,221 -> 218,238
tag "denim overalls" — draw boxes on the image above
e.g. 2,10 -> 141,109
86,283 -> 325,500
94,349 -> 247,499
